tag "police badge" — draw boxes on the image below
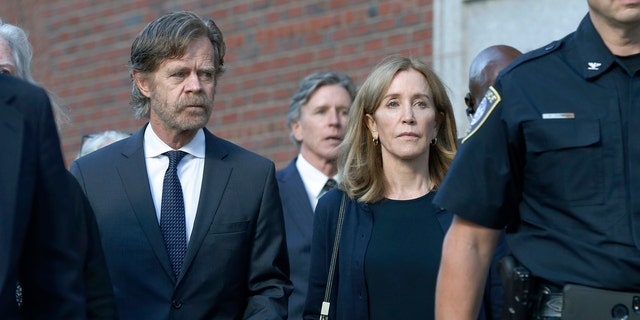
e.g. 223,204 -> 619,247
462,86 -> 501,143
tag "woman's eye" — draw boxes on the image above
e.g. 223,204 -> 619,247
387,100 -> 399,108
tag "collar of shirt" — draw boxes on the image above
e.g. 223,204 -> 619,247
296,154 -> 340,210
573,14 -> 616,79
143,124 -> 205,243
143,125 -> 205,159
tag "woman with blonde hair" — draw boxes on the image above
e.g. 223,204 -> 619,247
304,56 -> 499,319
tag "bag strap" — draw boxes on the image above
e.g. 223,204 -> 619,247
319,193 -> 348,320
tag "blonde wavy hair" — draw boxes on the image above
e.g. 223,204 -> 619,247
338,56 -> 458,203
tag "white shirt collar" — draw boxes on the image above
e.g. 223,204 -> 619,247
296,154 -> 340,204
143,125 -> 206,159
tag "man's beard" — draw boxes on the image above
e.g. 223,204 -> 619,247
152,94 -> 213,131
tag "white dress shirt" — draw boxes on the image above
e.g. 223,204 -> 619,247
144,126 -> 205,243
296,154 -> 339,211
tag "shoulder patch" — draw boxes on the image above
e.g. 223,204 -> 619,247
462,86 -> 501,143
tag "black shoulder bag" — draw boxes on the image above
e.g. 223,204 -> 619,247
319,193 -> 348,320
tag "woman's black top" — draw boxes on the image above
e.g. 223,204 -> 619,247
364,191 -> 444,320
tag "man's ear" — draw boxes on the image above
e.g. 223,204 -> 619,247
132,70 -> 152,98
291,120 -> 303,142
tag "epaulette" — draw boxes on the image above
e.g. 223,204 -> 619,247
462,40 -> 565,143
499,40 -> 563,76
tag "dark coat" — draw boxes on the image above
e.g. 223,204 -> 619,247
71,125 -> 292,320
0,75 -> 85,319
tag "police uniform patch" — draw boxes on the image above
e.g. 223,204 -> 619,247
462,86 -> 501,143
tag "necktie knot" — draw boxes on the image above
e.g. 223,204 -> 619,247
322,178 -> 337,193
165,150 -> 187,170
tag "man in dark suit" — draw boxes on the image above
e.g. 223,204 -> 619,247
0,74 -> 85,319
277,71 -> 355,319
70,11 -> 291,319
1,19 -> 117,319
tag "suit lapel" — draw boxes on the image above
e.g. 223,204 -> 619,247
116,126 -> 174,280
179,130 -> 231,283
279,161 -> 314,239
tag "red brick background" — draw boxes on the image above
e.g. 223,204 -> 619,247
3,0 -> 434,169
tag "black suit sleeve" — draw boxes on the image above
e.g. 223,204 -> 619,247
17,83 -> 86,319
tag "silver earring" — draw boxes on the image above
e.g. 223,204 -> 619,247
373,137 -> 379,145
431,137 -> 438,146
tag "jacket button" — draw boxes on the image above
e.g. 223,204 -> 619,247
172,300 -> 182,309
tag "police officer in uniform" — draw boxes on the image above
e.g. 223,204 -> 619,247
464,45 -> 522,121
434,1 -> 640,319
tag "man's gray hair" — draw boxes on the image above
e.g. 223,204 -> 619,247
128,11 -> 226,119
287,71 -> 356,146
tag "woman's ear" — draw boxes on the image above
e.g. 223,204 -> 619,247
437,111 -> 445,131
365,113 -> 377,140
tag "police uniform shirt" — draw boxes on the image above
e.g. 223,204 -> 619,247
434,14 -> 640,290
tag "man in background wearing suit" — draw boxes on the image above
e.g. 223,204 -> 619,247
70,11 -> 291,319
0,74 -> 85,319
276,71 -> 356,319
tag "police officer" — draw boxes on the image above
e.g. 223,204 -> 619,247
434,1 -> 640,319
464,45 -> 522,122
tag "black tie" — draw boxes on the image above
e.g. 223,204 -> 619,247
322,178 -> 337,194
160,150 -> 187,278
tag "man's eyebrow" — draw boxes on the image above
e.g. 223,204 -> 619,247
199,65 -> 216,73
164,64 -> 216,73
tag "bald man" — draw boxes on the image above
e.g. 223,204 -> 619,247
455,47 -> 522,320
464,45 -> 522,120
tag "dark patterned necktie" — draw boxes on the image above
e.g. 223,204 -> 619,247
322,178 -> 337,194
160,150 -> 187,278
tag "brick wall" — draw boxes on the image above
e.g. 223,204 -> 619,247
3,0 -> 434,169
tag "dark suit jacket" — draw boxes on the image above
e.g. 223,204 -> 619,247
67,173 -> 117,319
276,159 -> 314,320
0,75 -> 85,319
70,125 -> 291,320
